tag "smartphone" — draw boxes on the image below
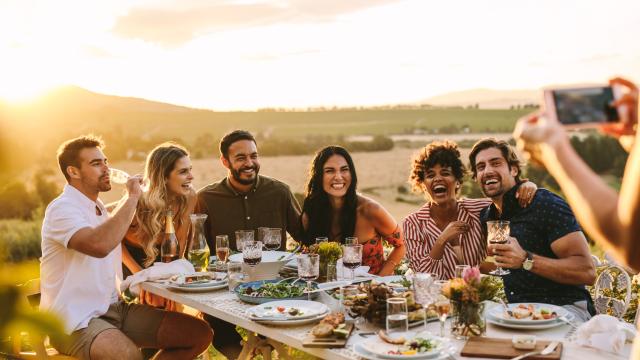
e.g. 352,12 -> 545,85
544,85 -> 620,128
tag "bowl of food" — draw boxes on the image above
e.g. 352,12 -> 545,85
228,250 -> 292,281
235,279 -> 319,304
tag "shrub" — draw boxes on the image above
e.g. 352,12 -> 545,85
0,218 -> 43,263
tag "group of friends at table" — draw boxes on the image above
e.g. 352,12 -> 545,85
38,78 -> 640,360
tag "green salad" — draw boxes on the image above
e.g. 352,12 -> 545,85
240,282 -> 306,298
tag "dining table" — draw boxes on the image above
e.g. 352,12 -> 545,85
140,280 -> 633,360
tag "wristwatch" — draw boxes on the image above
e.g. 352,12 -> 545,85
522,251 -> 534,271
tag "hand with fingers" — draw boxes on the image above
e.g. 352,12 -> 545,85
489,236 -> 528,269
438,221 -> 470,244
600,77 -> 638,151
515,180 -> 538,208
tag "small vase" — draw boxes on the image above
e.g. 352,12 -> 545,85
450,300 -> 486,339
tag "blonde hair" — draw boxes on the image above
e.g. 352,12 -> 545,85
134,142 -> 190,267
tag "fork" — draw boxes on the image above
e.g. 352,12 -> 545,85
558,316 -> 578,339
510,341 -> 559,360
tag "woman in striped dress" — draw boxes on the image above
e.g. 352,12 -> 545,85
402,140 -> 537,280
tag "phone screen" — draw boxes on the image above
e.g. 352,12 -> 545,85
552,86 -> 619,125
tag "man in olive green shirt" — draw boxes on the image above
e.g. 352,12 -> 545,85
196,130 -> 302,251
196,130 -> 302,358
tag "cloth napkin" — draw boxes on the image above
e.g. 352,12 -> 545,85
336,259 -> 372,279
120,259 -> 195,296
574,314 -> 637,354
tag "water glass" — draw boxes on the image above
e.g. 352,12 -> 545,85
435,295 -> 451,337
455,265 -> 470,279
487,220 -> 510,276
227,262 -> 245,292
235,230 -> 254,251
297,254 -> 320,301
386,297 -> 408,334
326,262 -> 337,282
345,237 -> 358,245
413,272 -> 434,329
315,237 -> 328,245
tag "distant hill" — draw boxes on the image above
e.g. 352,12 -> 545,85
421,88 -> 541,109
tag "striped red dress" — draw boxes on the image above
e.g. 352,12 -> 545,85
402,198 -> 491,280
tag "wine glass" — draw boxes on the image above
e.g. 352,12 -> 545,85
260,228 -> 282,251
413,272 -> 434,330
434,295 -> 451,337
216,235 -> 230,270
235,230 -> 254,251
297,254 -> 319,301
487,220 -> 511,276
341,244 -> 363,281
242,241 -> 262,268
108,168 -> 149,191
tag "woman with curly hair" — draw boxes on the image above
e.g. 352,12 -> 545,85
122,142 -> 196,308
301,146 -> 406,276
402,140 -> 537,280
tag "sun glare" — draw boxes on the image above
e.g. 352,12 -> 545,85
0,81 -> 59,103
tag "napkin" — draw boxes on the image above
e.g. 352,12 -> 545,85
574,314 -> 636,354
120,259 -> 195,296
336,259 -> 372,279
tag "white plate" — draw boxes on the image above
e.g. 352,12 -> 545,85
353,341 -> 455,360
251,310 -> 330,326
487,312 -> 574,330
487,303 -> 569,325
167,281 -> 228,292
246,300 -> 329,321
363,332 -> 446,359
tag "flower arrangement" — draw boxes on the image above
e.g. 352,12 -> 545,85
442,267 -> 500,338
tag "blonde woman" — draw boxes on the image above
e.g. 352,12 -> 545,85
122,142 -> 196,308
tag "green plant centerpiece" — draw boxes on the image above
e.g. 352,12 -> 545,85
309,242 -> 342,281
442,267 -> 500,339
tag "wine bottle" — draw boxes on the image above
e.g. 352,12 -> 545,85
160,210 -> 179,263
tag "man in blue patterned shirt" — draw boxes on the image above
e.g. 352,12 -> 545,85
469,138 -> 596,321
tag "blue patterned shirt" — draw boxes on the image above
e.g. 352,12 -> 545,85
480,184 -> 594,310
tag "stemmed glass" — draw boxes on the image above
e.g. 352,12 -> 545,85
413,272 -> 435,330
341,244 -> 363,281
215,235 -> 230,271
108,168 -> 149,191
297,254 -> 319,301
487,220 -> 511,276
259,228 -> 282,251
431,280 -> 450,337
242,241 -> 262,268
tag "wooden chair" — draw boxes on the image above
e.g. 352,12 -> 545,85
593,265 -> 632,319
10,279 -> 76,360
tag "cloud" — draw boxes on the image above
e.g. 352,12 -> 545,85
112,0 -> 400,47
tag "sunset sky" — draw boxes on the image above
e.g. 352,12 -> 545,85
1,0 -> 639,110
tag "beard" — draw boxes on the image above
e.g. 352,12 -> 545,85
97,174 -> 112,192
230,164 -> 259,185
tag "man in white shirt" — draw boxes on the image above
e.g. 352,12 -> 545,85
41,135 -> 212,360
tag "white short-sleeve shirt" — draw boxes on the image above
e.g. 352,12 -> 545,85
40,184 -> 122,334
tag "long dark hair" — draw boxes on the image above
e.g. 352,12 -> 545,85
302,146 -> 358,245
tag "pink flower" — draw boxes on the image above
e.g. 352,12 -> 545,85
463,266 -> 481,285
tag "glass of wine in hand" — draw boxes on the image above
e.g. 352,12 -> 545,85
341,244 -> 363,281
242,241 -> 263,268
297,254 -> 319,301
216,235 -> 230,271
487,220 -> 511,276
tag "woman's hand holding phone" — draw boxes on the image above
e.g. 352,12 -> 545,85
600,77 -> 638,151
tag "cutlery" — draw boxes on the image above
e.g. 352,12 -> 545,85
499,298 -> 513,317
510,341 -> 559,360
358,331 -> 376,337
279,245 -> 302,262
